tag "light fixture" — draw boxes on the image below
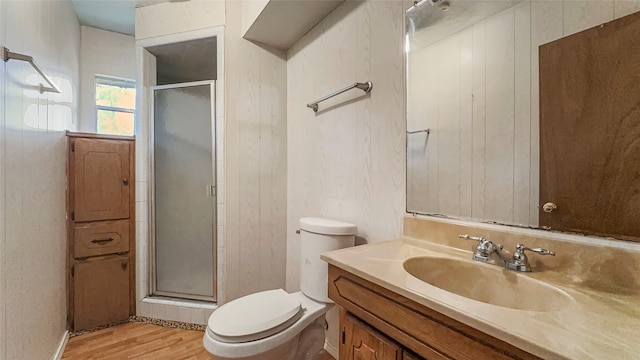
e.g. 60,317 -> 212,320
413,0 -> 450,11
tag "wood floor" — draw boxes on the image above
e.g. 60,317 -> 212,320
62,322 -> 335,359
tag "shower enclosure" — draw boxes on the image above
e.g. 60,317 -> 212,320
151,81 -> 216,302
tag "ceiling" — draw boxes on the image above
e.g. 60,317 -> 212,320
71,0 -> 169,36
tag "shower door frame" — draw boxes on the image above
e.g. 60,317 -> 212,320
149,80 -> 217,302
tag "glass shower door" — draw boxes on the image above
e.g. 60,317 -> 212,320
152,81 -> 216,301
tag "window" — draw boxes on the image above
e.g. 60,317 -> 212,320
96,76 -> 136,136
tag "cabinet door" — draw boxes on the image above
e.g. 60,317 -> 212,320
340,310 -> 402,360
73,138 -> 130,222
404,352 -> 424,360
74,257 -> 130,331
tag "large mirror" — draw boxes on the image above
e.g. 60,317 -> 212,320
405,0 -> 640,241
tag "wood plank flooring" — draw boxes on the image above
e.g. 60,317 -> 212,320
62,322 -> 335,359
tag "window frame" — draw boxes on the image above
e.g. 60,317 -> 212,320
95,75 -> 136,135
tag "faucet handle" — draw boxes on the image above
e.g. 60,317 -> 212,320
516,243 -> 555,256
459,234 -> 487,243
460,234 -> 503,263
507,243 -> 555,272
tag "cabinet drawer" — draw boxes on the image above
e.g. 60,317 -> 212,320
74,220 -> 129,258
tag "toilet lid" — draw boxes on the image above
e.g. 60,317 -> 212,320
208,289 -> 303,343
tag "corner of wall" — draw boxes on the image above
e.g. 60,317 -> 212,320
0,3 -> 6,357
78,25 -> 136,133
223,0 -> 288,302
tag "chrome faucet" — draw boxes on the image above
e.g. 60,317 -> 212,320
458,234 -> 503,263
505,243 -> 555,272
459,235 -> 555,272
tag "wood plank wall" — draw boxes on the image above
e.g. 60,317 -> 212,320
287,1 -> 406,354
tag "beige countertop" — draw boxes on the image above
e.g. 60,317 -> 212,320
321,237 -> 640,360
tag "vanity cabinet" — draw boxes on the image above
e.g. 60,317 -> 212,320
329,264 -> 540,360
340,309 -> 402,360
403,352 -> 421,360
66,132 -> 135,332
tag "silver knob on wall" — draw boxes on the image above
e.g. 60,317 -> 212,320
542,202 -> 557,213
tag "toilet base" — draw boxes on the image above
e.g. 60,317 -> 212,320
209,335 -> 298,360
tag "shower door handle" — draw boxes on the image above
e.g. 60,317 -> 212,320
206,185 -> 216,197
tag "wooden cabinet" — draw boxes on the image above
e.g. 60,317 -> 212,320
340,309 -> 402,360
403,352 -> 422,360
73,220 -> 129,258
67,132 -> 135,332
72,138 -> 131,222
329,265 -> 540,360
73,257 -> 130,331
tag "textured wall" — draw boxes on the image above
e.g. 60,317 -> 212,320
0,0 -> 80,359
224,1 -> 288,302
286,0 -> 406,353
135,1 -> 225,40
79,26 -> 135,133
287,0 -> 405,293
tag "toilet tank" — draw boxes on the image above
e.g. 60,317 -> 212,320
299,217 -> 356,303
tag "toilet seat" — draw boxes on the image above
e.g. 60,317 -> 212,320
208,289 -> 303,343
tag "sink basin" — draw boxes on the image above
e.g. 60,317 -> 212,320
403,256 -> 572,312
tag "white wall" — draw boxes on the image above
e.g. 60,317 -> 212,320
287,0 -> 406,292
407,0 -> 640,227
286,0 -> 406,353
224,0 -> 288,302
79,26 -> 135,133
135,1 -> 225,40
0,0 -> 80,359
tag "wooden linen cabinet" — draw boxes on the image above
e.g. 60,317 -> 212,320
66,132 -> 136,332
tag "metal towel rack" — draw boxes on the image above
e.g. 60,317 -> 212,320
307,81 -> 373,112
407,129 -> 430,135
3,46 -> 60,94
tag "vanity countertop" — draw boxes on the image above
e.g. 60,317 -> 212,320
321,237 -> 640,360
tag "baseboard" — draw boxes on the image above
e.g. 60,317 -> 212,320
52,330 -> 69,360
324,339 -> 338,359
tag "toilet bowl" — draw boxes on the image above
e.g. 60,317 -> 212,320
203,290 -> 328,360
203,217 -> 357,360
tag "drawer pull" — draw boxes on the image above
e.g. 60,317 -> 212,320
91,237 -> 114,245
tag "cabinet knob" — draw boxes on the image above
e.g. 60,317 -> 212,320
542,202 -> 557,213
123,178 -> 129,185
121,262 -> 128,270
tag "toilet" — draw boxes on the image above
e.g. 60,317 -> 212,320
203,217 -> 357,360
